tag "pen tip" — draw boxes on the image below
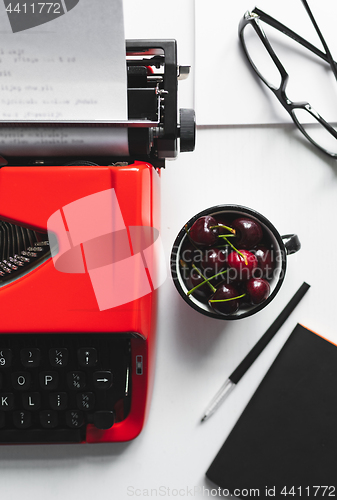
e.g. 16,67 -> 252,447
201,415 -> 207,423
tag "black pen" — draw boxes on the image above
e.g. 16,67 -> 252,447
201,282 -> 311,422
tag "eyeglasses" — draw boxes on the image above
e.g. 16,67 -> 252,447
239,0 -> 337,158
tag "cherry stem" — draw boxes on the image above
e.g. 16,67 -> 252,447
219,236 -> 248,265
209,293 -> 246,303
214,235 -> 235,249
210,225 -> 236,235
187,269 -> 228,296
191,264 -> 216,293
179,258 -> 189,269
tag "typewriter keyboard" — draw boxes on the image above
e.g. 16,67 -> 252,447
0,334 -> 132,444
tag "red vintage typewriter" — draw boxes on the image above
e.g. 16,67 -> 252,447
0,40 -> 195,444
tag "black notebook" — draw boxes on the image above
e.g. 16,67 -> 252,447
206,324 -> 337,499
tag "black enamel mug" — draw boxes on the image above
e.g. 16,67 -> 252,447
170,205 -> 301,320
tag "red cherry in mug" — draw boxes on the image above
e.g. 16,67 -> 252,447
231,217 -> 263,249
227,249 -> 258,281
208,283 -> 242,315
254,245 -> 274,279
213,216 -> 233,235
246,278 -> 270,305
189,216 -> 219,246
201,247 -> 228,275
179,240 -> 202,266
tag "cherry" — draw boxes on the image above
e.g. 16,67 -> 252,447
179,211 -> 276,317
231,217 -> 263,249
246,278 -> 270,305
201,247 -> 228,275
213,215 -> 234,235
227,249 -> 258,281
179,239 -> 203,267
208,283 -> 243,315
254,245 -> 275,279
189,216 -> 219,246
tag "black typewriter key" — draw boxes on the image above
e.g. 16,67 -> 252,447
13,411 -> 32,429
12,372 -> 31,390
13,410 -> 32,429
0,349 -> 12,368
78,348 -> 97,368
76,392 -> 95,411
22,392 -> 41,411
67,371 -> 86,390
93,371 -> 113,390
0,334 -> 131,442
40,410 -> 58,429
49,348 -> 69,368
0,393 -> 14,411
39,371 -> 59,390
20,348 -> 41,368
49,392 -> 68,411
66,410 -> 84,428
93,411 -> 115,430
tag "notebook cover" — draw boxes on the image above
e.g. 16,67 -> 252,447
206,324 -> 337,498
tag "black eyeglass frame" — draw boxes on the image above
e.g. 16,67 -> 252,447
238,3 -> 337,158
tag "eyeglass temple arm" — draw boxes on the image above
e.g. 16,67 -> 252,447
253,6 -> 337,79
300,0 -> 337,81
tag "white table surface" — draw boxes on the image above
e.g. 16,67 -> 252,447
2,1 -> 337,499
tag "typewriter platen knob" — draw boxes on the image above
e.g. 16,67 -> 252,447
179,108 -> 196,153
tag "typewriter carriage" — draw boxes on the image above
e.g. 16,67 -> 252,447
0,39 -> 196,167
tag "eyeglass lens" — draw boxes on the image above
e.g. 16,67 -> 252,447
242,23 -> 282,89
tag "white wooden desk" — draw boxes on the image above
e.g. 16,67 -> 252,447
1,1 -> 336,499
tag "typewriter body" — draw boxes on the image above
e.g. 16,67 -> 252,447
0,40 -> 195,444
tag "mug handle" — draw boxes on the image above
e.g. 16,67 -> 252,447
281,234 -> 301,255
